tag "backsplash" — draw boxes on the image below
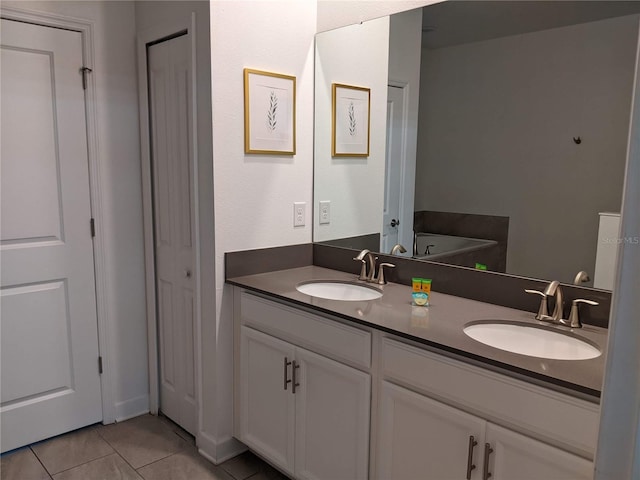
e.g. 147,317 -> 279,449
314,243 -> 611,328
225,243 -> 611,328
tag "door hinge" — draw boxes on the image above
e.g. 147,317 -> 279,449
90,218 -> 96,237
81,66 -> 93,90
98,356 -> 103,374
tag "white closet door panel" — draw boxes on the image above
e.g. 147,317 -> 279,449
148,33 -> 196,435
0,47 -> 62,243
1,282 -> 72,404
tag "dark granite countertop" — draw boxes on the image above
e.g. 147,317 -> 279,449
227,265 -> 607,401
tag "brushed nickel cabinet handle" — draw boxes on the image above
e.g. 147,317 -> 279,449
283,357 -> 292,390
292,360 -> 300,394
466,435 -> 478,479
483,443 -> 494,480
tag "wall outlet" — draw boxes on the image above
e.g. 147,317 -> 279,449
319,201 -> 331,224
294,202 -> 306,227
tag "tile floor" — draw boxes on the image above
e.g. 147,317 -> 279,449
1,414 -> 289,480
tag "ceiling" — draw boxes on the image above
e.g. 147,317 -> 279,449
422,1 -> 640,49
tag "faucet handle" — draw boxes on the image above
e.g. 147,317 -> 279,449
525,289 -> 549,320
565,299 -> 599,329
424,244 -> 436,255
376,263 -> 395,285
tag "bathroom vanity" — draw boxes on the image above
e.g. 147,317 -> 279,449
228,265 -> 605,480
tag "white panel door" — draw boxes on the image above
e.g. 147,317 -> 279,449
240,327 -> 296,476
376,381 -> 486,480
382,85 -> 405,254
294,347 -> 370,480
0,19 -> 101,452
486,423 -> 593,480
147,34 -> 197,435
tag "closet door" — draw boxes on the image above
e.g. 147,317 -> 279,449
148,33 -> 197,435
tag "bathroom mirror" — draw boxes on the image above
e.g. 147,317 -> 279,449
313,1 -> 640,288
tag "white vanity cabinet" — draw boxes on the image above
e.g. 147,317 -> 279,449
236,292 -> 371,480
233,287 -> 600,480
377,381 -> 486,479
485,423 -> 593,480
377,381 -> 592,480
376,337 -> 598,480
239,327 -> 296,474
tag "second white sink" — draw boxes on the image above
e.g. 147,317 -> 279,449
296,281 -> 383,301
463,321 -> 601,360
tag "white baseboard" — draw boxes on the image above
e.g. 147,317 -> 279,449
113,394 -> 150,422
197,431 -> 246,465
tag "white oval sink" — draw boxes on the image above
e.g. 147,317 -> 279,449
296,281 -> 382,301
463,322 -> 601,360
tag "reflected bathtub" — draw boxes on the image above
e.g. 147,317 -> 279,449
414,233 -> 498,260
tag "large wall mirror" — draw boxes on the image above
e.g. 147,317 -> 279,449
314,1 -> 640,290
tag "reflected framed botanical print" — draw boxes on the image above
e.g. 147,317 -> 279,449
244,68 -> 296,155
332,83 -> 370,157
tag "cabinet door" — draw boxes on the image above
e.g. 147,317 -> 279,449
240,327 -> 296,476
377,381 -> 486,480
486,423 -> 593,480
294,347 -> 371,480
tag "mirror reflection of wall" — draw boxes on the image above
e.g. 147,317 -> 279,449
313,1 -> 640,289
314,17 -> 390,245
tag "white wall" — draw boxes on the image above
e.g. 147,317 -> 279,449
314,17 -> 390,242
317,0 -> 441,33
388,9 -> 423,249
209,0 -> 317,462
2,1 -> 148,421
415,15 -> 638,283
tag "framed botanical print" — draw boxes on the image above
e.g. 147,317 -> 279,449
332,83 -> 370,157
244,68 -> 296,155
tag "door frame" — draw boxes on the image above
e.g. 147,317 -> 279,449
0,6 -> 113,423
387,80 -> 415,251
136,15 -> 201,421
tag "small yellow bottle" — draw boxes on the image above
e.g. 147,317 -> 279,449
412,277 -> 422,292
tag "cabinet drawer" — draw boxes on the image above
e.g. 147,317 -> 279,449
381,337 -> 599,458
240,291 -> 371,369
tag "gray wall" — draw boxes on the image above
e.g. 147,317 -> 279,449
415,15 -> 638,283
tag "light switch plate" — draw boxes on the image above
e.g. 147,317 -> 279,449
319,201 -> 330,224
294,202 -> 306,227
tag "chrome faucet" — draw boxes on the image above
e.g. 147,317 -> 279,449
390,244 -> 407,256
353,249 -> 394,283
573,271 -> 590,285
525,280 -> 597,328
543,280 -> 564,322
353,249 -> 377,282
525,280 -> 564,323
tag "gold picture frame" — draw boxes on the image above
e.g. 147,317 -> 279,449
332,83 -> 371,157
244,68 -> 296,155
